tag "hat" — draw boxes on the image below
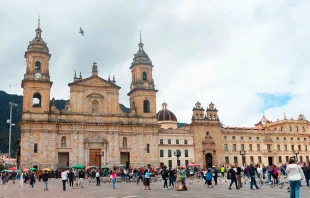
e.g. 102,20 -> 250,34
212,166 -> 215,168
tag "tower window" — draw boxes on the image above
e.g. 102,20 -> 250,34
34,143 -> 38,153
142,72 -> 147,80
92,100 -> 99,113
296,126 -> 298,131
35,61 -> 41,71
302,126 -> 305,132
32,93 -> 41,107
289,126 -> 292,131
143,100 -> 150,113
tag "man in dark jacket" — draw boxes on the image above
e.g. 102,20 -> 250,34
42,170 -> 49,191
304,162 -> 310,186
212,166 -> 218,185
162,166 -> 169,189
249,162 -> 259,190
68,169 -> 75,188
236,164 -> 242,188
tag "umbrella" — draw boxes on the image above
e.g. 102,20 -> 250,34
30,168 -> 37,171
118,164 -> 126,167
0,170 -> 8,172
188,162 -> 200,167
101,165 -> 110,169
43,168 -> 51,171
8,167 -> 17,171
23,168 -> 29,172
14,170 -> 20,173
72,164 -> 85,169
85,166 -> 97,170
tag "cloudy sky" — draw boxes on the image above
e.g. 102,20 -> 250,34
1,0 -> 309,126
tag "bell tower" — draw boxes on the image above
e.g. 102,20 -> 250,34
21,17 -> 52,113
128,32 -> 157,117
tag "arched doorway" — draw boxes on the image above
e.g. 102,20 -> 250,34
205,153 -> 212,168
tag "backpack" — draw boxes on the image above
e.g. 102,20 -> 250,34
272,168 -> 278,176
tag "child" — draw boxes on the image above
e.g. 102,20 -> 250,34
206,169 -> 213,188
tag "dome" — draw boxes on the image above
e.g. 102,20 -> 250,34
156,102 -> 177,122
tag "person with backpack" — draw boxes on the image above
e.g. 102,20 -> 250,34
205,169 -> 213,188
272,165 -> 279,184
29,171 -> 36,190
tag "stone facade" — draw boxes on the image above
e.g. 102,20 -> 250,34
19,22 -> 159,169
19,20 -> 310,170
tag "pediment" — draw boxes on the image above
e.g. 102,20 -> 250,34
69,76 -> 120,89
87,93 -> 104,98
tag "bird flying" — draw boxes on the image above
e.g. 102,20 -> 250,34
79,27 -> 84,36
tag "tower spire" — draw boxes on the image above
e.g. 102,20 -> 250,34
140,31 -> 142,43
38,15 -> 40,29
138,31 -> 144,51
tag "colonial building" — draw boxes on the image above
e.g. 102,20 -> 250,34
19,20 -> 159,169
19,19 -> 310,170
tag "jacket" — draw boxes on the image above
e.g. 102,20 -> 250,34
286,164 -> 305,181
206,172 -> 212,180
249,165 -> 255,176
42,173 -> 49,182
304,167 -> 310,179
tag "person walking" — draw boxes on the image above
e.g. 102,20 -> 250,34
42,170 -> 49,191
220,165 -> 225,178
212,166 -> 218,185
111,171 -> 117,189
78,170 -> 85,188
236,164 -> 242,188
19,171 -> 24,190
228,165 -> 239,190
68,169 -> 74,188
168,168 -> 174,188
136,168 -> 143,184
96,170 -> 100,186
29,171 -> 36,190
304,162 -> 310,187
205,169 -> 213,188
286,158 -> 305,198
61,170 -> 68,191
249,162 -> 259,190
162,166 -> 168,190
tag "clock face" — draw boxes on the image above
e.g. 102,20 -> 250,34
35,73 -> 41,79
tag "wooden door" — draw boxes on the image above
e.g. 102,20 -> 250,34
89,149 -> 101,166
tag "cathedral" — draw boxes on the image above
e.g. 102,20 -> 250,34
18,20 -> 310,170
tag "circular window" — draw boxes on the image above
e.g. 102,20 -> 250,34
206,132 -> 209,135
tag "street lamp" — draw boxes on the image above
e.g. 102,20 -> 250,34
174,150 -> 181,167
95,151 -> 104,168
239,150 -> 246,166
7,102 -> 18,166
293,150 -> 299,161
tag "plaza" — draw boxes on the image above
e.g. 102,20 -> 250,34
1,177 -> 309,198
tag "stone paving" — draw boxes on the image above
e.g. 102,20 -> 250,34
1,177 -> 309,198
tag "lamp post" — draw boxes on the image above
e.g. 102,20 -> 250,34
95,151 -> 104,168
293,150 -> 299,161
174,150 -> 181,167
239,150 -> 246,166
7,102 -> 18,166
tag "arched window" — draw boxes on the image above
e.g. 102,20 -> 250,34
302,126 -> 305,132
143,100 -> 150,113
289,126 -> 292,131
195,114 -> 198,119
61,136 -> 66,148
200,114 -> 203,119
32,93 -> 41,107
274,128 -> 277,131
280,127 -> 283,131
35,61 -> 41,71
92,100 -> 99,113
296,126 -> 298,131
123,137 -> 127,148
142,72 -> 147,80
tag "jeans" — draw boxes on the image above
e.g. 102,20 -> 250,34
96,177 -> 100,186
30,184 -> 34,189
43,181 -> 48,190
290,180 -> 301,198
237,175 -> 242,187
112,178 -> 116,188
214,176 -> 217,185
134,173 -> 137,178
169,177 -> 174,187
250,176 -> 259,189
268,172 -> 272,183
62,180 -> 66,191
163,178 -> 168,188
229,177 -> 238,188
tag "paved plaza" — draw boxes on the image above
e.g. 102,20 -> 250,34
1,177 -> 309,198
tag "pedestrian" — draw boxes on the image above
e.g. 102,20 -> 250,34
228,165 -> 239,190
61,169 -> 68,191
29,171 -> 36,190
42,170 -> 49,191
19,171 -> 24,190
78,170 -> 85,188
136,168 -> 143,184
205,169 -> 213,188
236,164 -> 242,188
168,168 -> 174,188
249,162 -> 259,190
220,165 -> 225,177
212,166 -> 218,185
68,169 -> 74,188
111,171 -> 117,189
161,166 -> 168,190
286,158 -> 305,198
96,170 -> 100,186
304,162 -> 310,187
144,169 -> 151,190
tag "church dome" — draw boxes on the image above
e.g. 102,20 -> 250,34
156,102 -> 177,122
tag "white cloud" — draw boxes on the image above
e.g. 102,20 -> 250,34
0,0 -> 309,127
